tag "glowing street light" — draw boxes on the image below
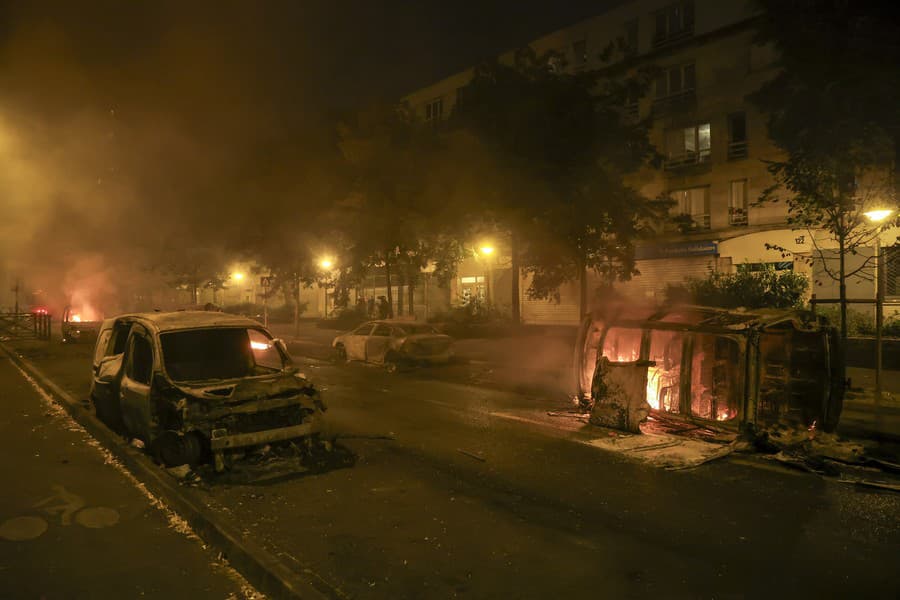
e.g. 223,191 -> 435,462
864,209 -> 893,223
479,245 -> 494,256
318,257 -> 336,318
231,272 -> 245,281
864,208 -> 895,419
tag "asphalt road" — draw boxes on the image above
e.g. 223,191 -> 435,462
5,339 -> 900,599
0,348 -> 256,599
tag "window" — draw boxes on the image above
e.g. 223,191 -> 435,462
653,1 -> 695,47
727,112 -> 748,159
352,323 -> 375,336
93,329 -> 113,364
248,329 -> 283,372
601,327 -> 642,362
425,97 -> 443,122
737,262 -> 792,274
885,246 -> 900,297
455,86 -> 468,112
670,186 -> 710,229
128,334 -> 153,385
729,179 -> 748,226
653,63 -> 696,111
572,39 -> 587,68
690,334 -> 740,422
371,324 -> 391,337
624,19 -> 639,55
664,122 -> 710,168
647,330 -> 683,414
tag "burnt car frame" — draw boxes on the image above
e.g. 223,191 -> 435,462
90,311 -> 325,470
574,305 -> 844,434
331,320 -> 453,372
62,305 -> 102,343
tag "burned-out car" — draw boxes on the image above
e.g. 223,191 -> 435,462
90,311 -> 325,470
574,304 -> 844,434
331,320 -> 453,372
62,305 -> 103,343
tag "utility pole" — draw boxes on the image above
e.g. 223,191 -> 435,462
13,278 -> 20,314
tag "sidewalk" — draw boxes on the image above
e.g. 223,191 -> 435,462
0,351 -> 251,598
270,319 -> 900,440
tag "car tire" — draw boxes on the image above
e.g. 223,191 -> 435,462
384,352 -> 403,374
333,344 -> 348,364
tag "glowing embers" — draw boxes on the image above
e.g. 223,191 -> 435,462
647,330 -> 682,413
690,334 -> 740,422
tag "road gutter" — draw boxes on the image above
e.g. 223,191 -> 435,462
0,342 -> 340,600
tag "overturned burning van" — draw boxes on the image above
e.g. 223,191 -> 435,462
90,311 -> 326,470
574,305 -> 844,434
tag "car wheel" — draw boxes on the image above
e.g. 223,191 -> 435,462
384,352 -> 404,374
333,344 -> 348,363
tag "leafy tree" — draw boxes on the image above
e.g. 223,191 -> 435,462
665,265 -> 809,309
336,103 -> 472,317
748,0 -> 900,384
453,46 -> 661,319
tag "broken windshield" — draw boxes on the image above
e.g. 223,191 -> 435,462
160,327 -> 286,382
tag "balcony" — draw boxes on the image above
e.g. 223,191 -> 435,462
664,149 -> 711,171
652,88 -> 696,115
652,25 -> 694,49
728,140 -> 748,160
729,206 -> 749,226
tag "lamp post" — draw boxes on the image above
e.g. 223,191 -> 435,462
479,245 -> 494,306
864,208 -> 894,426
319,258 -> 334,319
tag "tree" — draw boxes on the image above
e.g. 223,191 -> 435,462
453,46 -> 661,319
336,103 -> 471,317
748,0 -> 900,385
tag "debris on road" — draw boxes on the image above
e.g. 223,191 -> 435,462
457,449 -> 487,462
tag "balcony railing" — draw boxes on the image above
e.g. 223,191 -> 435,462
728,140 -> 748,160
652,88 -> 696,114
652,26 -> 694,49
664,149 -> 711,170
729,206 -> 749,226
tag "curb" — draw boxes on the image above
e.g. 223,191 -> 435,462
0,343 -> 338,600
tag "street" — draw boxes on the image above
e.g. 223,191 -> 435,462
2,339 -> 899,599
0,348 -> 256,599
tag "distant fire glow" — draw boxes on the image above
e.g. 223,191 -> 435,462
71,314 -> 82,322
250,341 -> 271,350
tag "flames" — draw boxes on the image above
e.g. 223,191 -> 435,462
250,341 -> 271,351
71,314 -> 82,322
586,326 -> 737,423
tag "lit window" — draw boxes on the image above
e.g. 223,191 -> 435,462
664,122 -> 710,168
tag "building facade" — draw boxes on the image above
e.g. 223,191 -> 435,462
402,0 -> 896,325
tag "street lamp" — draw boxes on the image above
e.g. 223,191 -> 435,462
864,208 -> 894,420
319,257 -> 335,318
478,245 -> 495,305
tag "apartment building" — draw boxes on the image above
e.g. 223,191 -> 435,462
403,0 -> 890,325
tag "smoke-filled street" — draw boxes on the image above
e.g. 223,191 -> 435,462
2,1 -> 900,598
4,339 -> 898,599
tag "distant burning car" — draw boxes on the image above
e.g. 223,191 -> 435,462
62,305 -> 103,343
90,311 -> 326,470
331,320 -> 453,372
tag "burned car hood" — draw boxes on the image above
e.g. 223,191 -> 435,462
171,372 -> 316,404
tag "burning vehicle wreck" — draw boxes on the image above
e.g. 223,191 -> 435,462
574,305 -> 844,435
90,311 -> 326,471
62,304 -> 103,343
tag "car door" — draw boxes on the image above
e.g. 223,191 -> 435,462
365,323 -> 392,363
91,319 -> 130,409
119,325 -> 156,442
344,323 -> 374,360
